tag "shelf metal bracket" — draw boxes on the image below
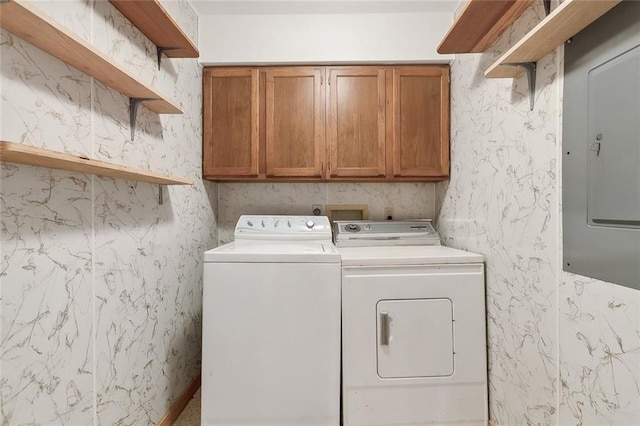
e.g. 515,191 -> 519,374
543,0 -> 551,16
503,62 -> 537,111
156,47 -> 182,70
129,97 -> 157,141
158,184 -> 164,205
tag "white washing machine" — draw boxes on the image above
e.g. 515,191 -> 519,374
202,215 -> 341,426
334,220 -> 488,426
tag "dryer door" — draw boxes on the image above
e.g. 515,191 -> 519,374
376,298 -> 454,378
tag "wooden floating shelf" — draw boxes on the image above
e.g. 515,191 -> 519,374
0,0 -> 182,114
485,0 -> 622,78
0,141 -> 193,185
109,0 -> 199,59
438,0 -> 534,54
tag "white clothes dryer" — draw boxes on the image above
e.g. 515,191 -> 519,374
334,220 -> 488,426
202,215 -> 341,426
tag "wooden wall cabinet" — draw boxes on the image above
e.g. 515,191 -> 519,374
203,68 -> 259,178
390,66 -> 450,178
265,67 -> 324,178
327,66 -> 387,178
202,65 -> 450,182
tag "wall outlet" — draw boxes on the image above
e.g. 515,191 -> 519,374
312,204 -> 323,215
384,207 -> 394,220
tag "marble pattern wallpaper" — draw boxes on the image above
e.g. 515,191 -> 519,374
1,0 -> 217,424
437,1 -> 639,425
218,182 -> 436,244
560,274 -> 640,425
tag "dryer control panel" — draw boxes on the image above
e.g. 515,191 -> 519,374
333,220 -> 441,248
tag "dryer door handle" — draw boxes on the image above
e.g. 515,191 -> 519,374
380,312 -> 390,346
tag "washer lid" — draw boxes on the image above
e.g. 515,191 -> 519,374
337,245 -> 484,266
204,241 -> 340,263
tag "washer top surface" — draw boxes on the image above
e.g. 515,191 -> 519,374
205,240 -> 340,263
337,245 -> 483,266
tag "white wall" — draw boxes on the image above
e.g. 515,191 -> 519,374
198,12 -> 454,64
437,2 -> 640,425
0,0 -> 215,424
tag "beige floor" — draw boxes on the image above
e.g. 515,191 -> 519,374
173,387 -> 201,425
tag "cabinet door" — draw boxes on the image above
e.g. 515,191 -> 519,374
327,67 -> 386,178
390,66 -> 450,178
203,68 -> 259,178
265,67 -> 324,178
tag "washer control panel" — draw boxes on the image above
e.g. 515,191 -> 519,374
235,215 -> 332,240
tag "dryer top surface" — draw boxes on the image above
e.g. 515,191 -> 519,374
337,245 -> 484,266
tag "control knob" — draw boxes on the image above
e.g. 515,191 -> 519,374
346,223 -> 361,232
305,220 -> 315,229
